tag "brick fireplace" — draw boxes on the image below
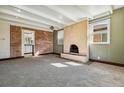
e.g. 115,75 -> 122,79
61,19 -> 89,63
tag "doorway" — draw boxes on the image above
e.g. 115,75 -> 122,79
22,29 -> 35,57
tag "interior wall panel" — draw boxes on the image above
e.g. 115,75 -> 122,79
0,21 -> 10,59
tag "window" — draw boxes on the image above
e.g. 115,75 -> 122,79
90,19 -> 110,44
57,30 -> 64,45
24,32 -> 34,45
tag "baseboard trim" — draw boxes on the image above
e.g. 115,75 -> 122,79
90,59 -> 124,67
0,56 -> 24,61
24,52 -> 32,54
0,53 -> 56,61
53,53 -> 60,55
39,53 -> 54,55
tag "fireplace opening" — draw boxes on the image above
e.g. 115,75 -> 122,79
70,44 -> 79,54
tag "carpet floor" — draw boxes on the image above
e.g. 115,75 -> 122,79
0,54 -> 124,87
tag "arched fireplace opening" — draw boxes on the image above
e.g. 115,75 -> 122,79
70,44 -> 79,53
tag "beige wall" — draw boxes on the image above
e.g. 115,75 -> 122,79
64,20 -> 88,55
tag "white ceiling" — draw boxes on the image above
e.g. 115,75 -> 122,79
0,5 -> 123,31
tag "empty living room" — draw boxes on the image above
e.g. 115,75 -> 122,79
0,3 -> 124,89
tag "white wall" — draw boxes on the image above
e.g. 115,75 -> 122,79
0,21 -> 10,59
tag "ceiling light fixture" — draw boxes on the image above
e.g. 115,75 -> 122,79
50,26 -> 54,30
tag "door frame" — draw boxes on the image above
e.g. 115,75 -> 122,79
21,29 -> 35,56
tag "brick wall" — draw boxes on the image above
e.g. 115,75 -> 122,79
10,26 -> 53,57
10,25 -> 22,57
35,30 -> 53,55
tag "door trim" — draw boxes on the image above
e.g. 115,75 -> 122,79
21,29 -> 35,56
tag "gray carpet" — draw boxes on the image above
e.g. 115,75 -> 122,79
0,54 -> 124,87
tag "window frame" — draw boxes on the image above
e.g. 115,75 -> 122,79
90,19 -> 110,44
57,30 -> 64,45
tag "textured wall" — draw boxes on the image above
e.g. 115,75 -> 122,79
35,30 -> 53,55
10,25 -> 22,57
64,20 -> 88,55
90,7 -> 124,64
